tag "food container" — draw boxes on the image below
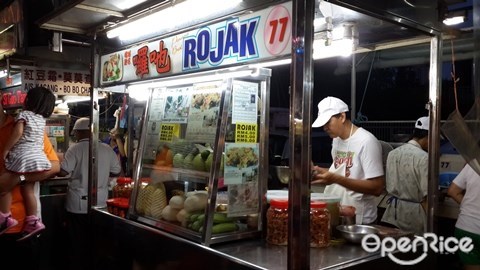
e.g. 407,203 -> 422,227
116,198 -> 130,218
106,197 -> 130,218
266,199 -> 288,245
113,177 -> 133,199
106,198 -> 115,214
312,193 -> 341,230
310,201 -> 330,248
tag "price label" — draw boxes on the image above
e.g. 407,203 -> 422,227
264,5 -> 291,55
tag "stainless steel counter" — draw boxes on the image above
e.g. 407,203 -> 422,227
91,209 -> 434,270
215,240 -> 382,270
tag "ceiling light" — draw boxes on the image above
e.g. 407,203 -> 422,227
107,0 -> 243,41
443,16 -> 465,26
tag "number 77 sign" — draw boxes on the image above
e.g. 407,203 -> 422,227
263,4 -> 292,56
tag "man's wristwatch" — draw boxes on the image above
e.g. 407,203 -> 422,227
19,175 -> 26,185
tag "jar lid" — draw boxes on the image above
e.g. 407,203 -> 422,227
310,201 -> 327,208
117,177 -> 133,184
270,199 -> 289,208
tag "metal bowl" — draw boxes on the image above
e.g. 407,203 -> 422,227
274,166 -> 290,184
336,225 -> 379,244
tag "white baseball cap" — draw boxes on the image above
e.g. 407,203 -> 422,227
415,116 -> 429,131
73,117 -> 90,131
312,97 -> 349,128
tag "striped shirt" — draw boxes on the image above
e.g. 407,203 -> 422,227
5,110 -> 51,173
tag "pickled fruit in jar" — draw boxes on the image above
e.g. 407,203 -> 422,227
266,199 -> 288,245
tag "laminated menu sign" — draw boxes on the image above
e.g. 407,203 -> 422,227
162,86 -> 191,123
149,90 -> 165,121
159,124 -> 179,142
223,143 -> 259,185
235,123 -> 258,143
227,181 -> 259,216
185,81 -> 222,144
232,80 -> 258,124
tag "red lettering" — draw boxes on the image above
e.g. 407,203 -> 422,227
132,46 -> 150,78
149,40 -> 171,74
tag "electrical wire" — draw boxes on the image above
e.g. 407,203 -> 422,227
355,51 -> 377,123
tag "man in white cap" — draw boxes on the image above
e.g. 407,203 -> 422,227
381,116 -> 429,235
311,96 -> 385,225
57,117 -> 121,270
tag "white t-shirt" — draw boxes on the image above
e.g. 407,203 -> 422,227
324,127 -> 384,224
61,139 -> 121,214
452,164 -> 480,235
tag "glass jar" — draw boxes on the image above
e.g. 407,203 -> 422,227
310,201 -> 330,248
266,199 -> 289,245
113,177 -> 133,199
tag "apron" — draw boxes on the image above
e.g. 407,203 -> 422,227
323,124 -> 366,225
324,164 -> 365,225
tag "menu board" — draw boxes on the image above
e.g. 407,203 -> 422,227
232,80 -> 258,124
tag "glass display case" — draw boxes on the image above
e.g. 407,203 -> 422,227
128,66 -> 271,246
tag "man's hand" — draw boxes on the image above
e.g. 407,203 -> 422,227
311,166 -> 336,185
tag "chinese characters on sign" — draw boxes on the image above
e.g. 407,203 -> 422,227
100,2 -> 292,85
21,66 -> 91,96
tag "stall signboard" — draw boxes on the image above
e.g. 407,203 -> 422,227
1,84 -> 24,109
21,66 -> 91,96
100,1 -> 292,85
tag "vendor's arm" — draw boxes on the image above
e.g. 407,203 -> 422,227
447,182 -> 464,205
311,166 -> 385,196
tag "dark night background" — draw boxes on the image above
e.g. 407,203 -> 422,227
269,57 -> 474,121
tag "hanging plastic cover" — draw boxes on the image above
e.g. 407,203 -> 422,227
441,98 -> 480,175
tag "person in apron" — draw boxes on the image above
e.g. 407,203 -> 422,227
311,97 -> 385,225
381,116 -> 429,235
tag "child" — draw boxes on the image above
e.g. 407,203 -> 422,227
0,86 -> 56,240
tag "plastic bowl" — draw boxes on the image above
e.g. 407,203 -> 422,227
336,225 -> 379,244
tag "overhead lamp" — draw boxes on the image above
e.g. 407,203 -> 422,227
313,23 -> 357,60
107,0 -> 243,41
443,16 -> 465,26
443,10 -> 467,26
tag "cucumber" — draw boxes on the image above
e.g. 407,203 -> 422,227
196,214 -> 205,223
213,213 -> 234,224
190,213 -> 200,222
191,220 -> 203,232
212,222 -> 237,234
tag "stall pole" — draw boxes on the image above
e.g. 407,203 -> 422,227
351,53 -> 356,121
427,35 -> 442,234
474,0 -> 480,97
289,0 -> 315,269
